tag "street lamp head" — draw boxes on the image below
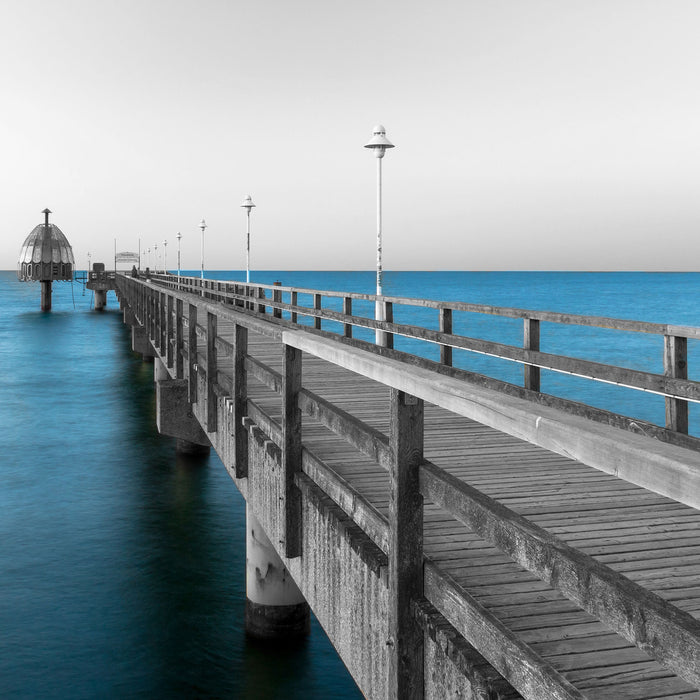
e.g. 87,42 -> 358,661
364,124 -> 395,158
176,231 -> 182,241
199,218 -> 207,233
241,194 -> 256,210
163,240 -> 167,247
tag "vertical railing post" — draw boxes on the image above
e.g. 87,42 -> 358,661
282,344 -> 302,558
291,291 -> 298,324
206,311 -> 218,432
232,323 -> 248,478
175,298 -> 184,379
439,307 -> 453,366
314,293 -> 322,330
664,335 -> 688,433
257,286 -> 265,314
384,300 -> 394,349
188,303 -> 198,403
343,296 -> 353,338
166,295 -> 174,368
524,317 -> 541,392
388,389 -> 424,700
273,281 -> 282,319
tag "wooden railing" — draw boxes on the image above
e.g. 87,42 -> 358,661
148,272 -> 700,447
116,273 -> 700,698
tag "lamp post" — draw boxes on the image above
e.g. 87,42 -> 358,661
163,239 -> 168,275
364,124 -> 395,345
176,231 -> 182,282
147,247 -> 150,271
199,218 -> 207,296
241,195 -> 256,285
154,243 -> 158,274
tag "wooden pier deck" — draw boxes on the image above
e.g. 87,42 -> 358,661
116,273 -> 700,699
246,329 -> 700,699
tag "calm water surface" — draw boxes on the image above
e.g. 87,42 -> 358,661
3,269 -> 700,698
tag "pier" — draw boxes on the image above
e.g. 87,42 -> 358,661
114,272 -> 700,699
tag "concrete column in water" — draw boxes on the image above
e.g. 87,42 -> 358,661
94,289 -> 107,311
40,280 -> 52,311
154,358 -> 169,383
245,505 -> 309,640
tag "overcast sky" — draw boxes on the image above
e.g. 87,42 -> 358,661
3,1 -> 700,271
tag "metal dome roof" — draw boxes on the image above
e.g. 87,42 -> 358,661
17,209 -> 75,282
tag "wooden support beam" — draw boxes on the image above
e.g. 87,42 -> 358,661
282,344 -> 302,558
175,298 -> 184,379
160,291 -> 166,353
665,335 -> 688,433
524,317 -> 541,392
206,311 -> 217,432
388,389 -> 424,700
166,294 -> 174,369
188,303 -> 198,403
439,307 -> 452,366
233,323 -> 248,478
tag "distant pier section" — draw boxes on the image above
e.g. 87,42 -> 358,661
113,271 -> 700,699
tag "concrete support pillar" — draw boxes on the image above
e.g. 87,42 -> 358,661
175,438 -> 211,455
94,289 -> 107,311
123,306 -> 136,326
156,378 -> 210,453
132,324 -> 156,360
154,358 -> 169,383
41,280 -> 52,311
245,505 -> 309,641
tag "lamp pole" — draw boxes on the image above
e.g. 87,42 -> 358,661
199,218 -> 207,296
241,195 -> 256,285
163,239 -> 167,274
176,232 -> 182,282
364,124 -> 395,345
154,243 -> 158,274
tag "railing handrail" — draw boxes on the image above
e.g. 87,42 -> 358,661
128,272 -> 700,442
147,271 -> 700,338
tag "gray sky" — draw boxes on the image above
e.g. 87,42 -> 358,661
3,0 -> 700,271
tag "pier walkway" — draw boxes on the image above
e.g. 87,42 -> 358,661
115,273 -> 700,699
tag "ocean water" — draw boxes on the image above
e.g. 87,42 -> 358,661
2,269 -> 700,699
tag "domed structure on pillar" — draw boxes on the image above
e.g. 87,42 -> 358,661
17,208 -> 75,310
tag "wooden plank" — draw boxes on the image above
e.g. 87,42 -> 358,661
420,459 -> 700,688
425,562 -> 585,699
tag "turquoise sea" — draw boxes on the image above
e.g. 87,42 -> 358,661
2,269 -> 699,698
